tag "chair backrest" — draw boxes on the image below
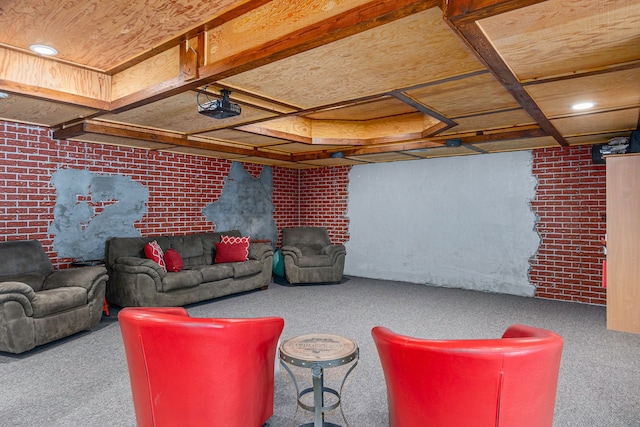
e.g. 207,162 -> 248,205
282,227 -> 332,248
371,324 -> 564,427
0,240 -> 53,291
119,307 -> 284,427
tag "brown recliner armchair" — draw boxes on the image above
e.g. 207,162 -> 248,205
0,240 -> 108,354
119,307 -> 284,427
371,324 -> 564,427
280,227 -> 346,284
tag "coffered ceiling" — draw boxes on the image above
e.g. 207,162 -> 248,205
0,0 -> 638,168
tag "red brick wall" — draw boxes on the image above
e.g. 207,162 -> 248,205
272,167 -> 300,246
530,145 -> 607,304
0,120 -> 298,267
1,119 -> 608,304
299,166 -> 351,244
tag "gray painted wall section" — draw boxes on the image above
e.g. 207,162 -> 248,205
202,162 -> 277,244
48,168 -> 148,260
344,151 -> 540,296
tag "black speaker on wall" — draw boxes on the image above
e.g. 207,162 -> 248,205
629,130 -> 640,153
592,144 -> 606,164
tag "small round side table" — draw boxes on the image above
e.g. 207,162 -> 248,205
279,333 -> 359,427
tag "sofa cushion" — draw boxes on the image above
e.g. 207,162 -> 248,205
232,260 -> 262,278
298,244 -> 324,256
168,234 -> 207,268
164,248 -> 183,272
31,287 -> 87,318
215,241 -> 249,263
161,270 -> 202,292
144,241 -> 167,272
195,264 -> 234,282
298,254 -> 335,268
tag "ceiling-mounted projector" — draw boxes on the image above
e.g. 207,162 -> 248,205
197,88 -> 241,119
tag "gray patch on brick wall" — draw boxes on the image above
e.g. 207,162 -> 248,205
345,151 -> 540,297
48,168 -> 148,260
202,162 -> 277,245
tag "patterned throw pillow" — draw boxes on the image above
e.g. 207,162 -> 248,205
164,248 -> 183,272
220,235 -> 250,245
144,240 -> 167,272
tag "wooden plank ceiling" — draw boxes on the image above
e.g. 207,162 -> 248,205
0,0 -> 638,168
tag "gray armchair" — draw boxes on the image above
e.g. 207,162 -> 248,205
280,227 -> 346,284
0,240 -> 108,353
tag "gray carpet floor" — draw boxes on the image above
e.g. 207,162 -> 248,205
1,277 -> 639,426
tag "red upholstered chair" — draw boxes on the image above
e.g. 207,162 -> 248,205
118,307 -> 284,427
371,324 -> 564,427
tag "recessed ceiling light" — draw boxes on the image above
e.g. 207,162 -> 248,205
572,102 -> 595,111
29,44 -> 58,56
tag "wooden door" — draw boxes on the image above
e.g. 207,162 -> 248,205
606,153 -> 640,333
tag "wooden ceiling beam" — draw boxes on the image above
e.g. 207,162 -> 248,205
443,0 -> 546,24
442,0 -> 569,147
109,0 -> 438,113
106,0 -> 275,75
293,124 -> 545,161
54,120 -> 293,162
0,46 -> 110,110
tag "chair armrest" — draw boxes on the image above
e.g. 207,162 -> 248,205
281,246 -> 303,263
0,281 -> 35,316
248,243 -> 273,261
44,266 -> 108,291
322,244 -> 346,262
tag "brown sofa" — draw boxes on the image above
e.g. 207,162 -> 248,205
105,230 -> 273,307
0,240 -> 108,354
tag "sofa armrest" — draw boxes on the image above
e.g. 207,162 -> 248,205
0,281 -> 35,316
322,244 -> 346,262
115,257 -> 166,276
44,266 -> 108,291
112,257 -> 165,291
248,243 -> 273,261
281,246 -> 303,263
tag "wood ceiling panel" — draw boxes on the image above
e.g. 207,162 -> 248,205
101,91 -> 278,133
472,136 -> 558,153
221,7 -> 485,109
299,157 -> 367,167
525,68 -> 640,118
407,73 -> 520,118
235,156 -> 302,168
268,142 -> 346,153
345,152 -> 417,162
197,129 -> 291,147
552,108 -> 640,137
0,0 -> 241,71
478,0 -> 640,81
162,146 -> 247,160
207,0 -> 372,62
440,109 -> 535,136
406,145 -> 479,158
304,97 -> 416,121
0,92 -> 99,127
68,133 -> 170,150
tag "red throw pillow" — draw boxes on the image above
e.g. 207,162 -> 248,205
144,240 -> 167,272
215,241 -> 249,263
164,248 -> 183,272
